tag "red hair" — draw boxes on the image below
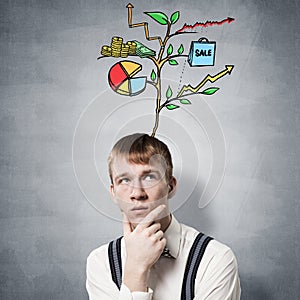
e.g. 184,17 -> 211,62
108,133 -> 173,184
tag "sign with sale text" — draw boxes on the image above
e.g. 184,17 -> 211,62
188,37 -> 216,67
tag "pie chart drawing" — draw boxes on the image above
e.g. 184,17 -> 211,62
108,60 -> 147,96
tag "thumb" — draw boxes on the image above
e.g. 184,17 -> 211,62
122,212 -> 132,236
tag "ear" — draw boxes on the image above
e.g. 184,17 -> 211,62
168,176 -> 177,199
110,184 -> 118,204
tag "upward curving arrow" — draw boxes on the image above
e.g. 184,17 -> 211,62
126,3 -> 163,46
177,65 -> 234,97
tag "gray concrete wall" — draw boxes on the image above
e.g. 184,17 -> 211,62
1,0 -> 299,299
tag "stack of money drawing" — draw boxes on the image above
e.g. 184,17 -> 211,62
101,45 -> 112,57
121,44 -> 129,58
126,41 -> 137,55
111,36 -> 123,57
133,40 -> 156,58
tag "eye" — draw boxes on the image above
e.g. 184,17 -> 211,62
119,178 -> 130,184
144,173 -> 157,181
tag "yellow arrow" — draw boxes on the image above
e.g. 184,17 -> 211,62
177,65 -> 234,97
126,3 -> 134,26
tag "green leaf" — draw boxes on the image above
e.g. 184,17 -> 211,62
169,59 -> 178,65
166,86 -> 173,99
179,99 -> 191,104
201,87 -> 220,95
151,69 -> 156,81
167,44 -> 173,56
170,11 -> 180,24
144,12 -> 168,25
166,104 -> 180,110
177,44 -> 184,55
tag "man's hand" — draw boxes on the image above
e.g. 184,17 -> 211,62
122,205 -> 167,292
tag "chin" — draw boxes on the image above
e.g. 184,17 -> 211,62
129,214 -> 147,224
129,219 -> 142,228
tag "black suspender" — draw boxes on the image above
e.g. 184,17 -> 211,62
108,236 -> 123,290
108,233 -> 213,299
181,233 -> 213,300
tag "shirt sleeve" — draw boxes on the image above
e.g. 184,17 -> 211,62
194,246 -> 241,300
120,284 -> 153,300
86,247 -> 153,300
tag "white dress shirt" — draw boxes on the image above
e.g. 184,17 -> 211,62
86,216 -> 241,300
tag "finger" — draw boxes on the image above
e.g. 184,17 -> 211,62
153,230 -> 164,241
138,205 -> 166,229
145,222 -> 161,236
122,212 -> 132,236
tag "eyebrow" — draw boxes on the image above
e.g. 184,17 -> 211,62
141,169 -> 161,177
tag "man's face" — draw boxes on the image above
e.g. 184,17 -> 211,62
110,155 -> 176,225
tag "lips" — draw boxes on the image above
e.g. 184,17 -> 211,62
131,206 -> 148,211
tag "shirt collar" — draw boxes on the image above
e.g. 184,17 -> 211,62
164,215 -> 181,258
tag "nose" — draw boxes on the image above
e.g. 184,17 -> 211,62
130,180 -> 147,201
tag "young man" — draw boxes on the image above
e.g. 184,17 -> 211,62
86,133 -> 241,299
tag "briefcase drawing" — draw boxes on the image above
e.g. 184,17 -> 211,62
188,37 -> 216,67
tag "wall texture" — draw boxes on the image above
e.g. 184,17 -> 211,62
1,0 -> 299,299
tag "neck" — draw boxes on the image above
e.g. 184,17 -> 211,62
160,213 -> 172,232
